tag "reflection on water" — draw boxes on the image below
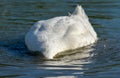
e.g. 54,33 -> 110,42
0,0 -> 120,78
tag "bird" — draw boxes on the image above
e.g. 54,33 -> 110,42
25,5 -> 98,59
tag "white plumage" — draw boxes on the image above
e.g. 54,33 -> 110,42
25,5 -> 98,59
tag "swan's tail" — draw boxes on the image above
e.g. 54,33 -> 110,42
72,5 -> 98,42
72,5 -> 88,20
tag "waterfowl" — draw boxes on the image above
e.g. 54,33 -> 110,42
25,5 -> 97,59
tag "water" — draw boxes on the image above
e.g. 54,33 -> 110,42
0,0 -> 120,78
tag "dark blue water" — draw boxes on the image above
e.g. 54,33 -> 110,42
0,0 -> 120,78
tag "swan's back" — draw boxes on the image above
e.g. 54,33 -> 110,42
25,5 -> 97,59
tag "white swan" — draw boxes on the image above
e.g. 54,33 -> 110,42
25,5 -> 97,59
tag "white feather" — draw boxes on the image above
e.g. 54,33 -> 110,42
25,5 -> 98,59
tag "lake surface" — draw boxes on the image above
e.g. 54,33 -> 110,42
0,0 -> 120,78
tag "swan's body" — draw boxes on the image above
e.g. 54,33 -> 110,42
25,5 -> 97,59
